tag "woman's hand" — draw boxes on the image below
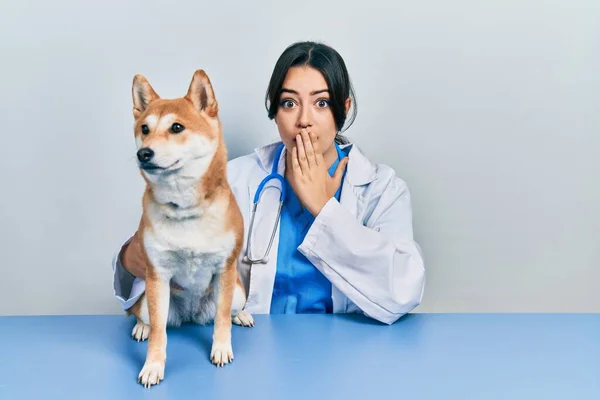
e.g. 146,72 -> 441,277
289,129 -> 348,216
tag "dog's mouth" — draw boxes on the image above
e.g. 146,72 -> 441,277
139,160 -> 181,173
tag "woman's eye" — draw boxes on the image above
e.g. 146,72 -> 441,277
280,99 -> 295,108
171,123 -> 185,133
141,125 -> 149,134
316,99 -> 330,108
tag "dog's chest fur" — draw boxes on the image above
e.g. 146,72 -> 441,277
143,197 -> 235,293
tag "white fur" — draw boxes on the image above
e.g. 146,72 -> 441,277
132,296 -> 150,341
144,198 -> 236,279
156,114 -> 175,131
231,284 -> 253,326
145,115 -> 158,128
210,340 -> 233,367
142,134 -> 218,192
143,195 -> 236,326
138,293 -> 149,322
232,310 -> 254,327
132,321 -> 149,341
138,361 -> 164,388
232,283 -> 246,313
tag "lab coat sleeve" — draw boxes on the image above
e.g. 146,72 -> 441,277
297,178 -> 425,325
111,236 -> 146,312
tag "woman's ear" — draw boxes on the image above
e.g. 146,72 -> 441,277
345,98 -> 352,115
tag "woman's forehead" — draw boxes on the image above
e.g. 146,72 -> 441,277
281,66 -> 328,94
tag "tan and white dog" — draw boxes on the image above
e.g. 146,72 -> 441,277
125,69 -> 253,388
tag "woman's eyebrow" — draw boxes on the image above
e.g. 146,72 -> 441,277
281,88 -> 329,95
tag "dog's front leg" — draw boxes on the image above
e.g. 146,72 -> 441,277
138,272 -> 170,388
210,263 -> 236,367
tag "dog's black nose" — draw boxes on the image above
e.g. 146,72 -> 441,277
137,148 -> 154,162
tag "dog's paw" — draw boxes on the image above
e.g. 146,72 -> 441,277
138,361 -> 164,388
232,310 -> 254,327
210,341 -> 233,367
132,322 -> 150,342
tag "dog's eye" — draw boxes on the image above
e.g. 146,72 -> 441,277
141,125 -> 149,135
171,123 -> 185,134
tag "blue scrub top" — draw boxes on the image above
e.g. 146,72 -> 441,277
270,143 -> 347,314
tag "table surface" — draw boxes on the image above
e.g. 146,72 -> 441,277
0,313 -> 598,399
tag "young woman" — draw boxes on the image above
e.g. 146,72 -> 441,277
112,41 -> 425,325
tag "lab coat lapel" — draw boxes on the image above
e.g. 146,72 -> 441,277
330,144 -> 376,313
337,144 -> 375,218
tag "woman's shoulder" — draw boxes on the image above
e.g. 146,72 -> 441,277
226,141 -> 280,183
344,144 -> 410,194
344,145 -> 415,222
227,151 -> 260,170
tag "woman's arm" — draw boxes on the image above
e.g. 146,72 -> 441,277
297,177 -> 425,325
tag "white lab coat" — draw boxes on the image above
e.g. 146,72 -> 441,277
112,141 -> 425,325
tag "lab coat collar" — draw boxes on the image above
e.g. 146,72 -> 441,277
253,140 -> 376,186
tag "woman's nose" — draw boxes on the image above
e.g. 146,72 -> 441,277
297,106 -> 313,128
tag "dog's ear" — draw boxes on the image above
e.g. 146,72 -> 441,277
132,74 -> 160,118
185,69 -> 218,118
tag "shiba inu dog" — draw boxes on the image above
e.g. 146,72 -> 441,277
125,69 -> 254,388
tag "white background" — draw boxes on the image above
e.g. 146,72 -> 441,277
1,0 -> 598,315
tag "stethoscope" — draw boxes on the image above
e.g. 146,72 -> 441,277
242,143 -> 287,264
